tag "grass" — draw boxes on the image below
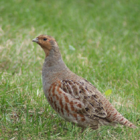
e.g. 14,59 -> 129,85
0,0 -> 140,139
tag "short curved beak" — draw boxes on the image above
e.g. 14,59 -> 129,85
32,38 -> 38,43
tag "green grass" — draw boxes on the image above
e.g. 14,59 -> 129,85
0,0 -> 140,139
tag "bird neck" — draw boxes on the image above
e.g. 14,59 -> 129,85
43,48 -> 68,72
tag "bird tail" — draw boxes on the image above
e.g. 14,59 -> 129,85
105,102 -> 137,128
99,93 -> 137,128
111,111 -> 137,128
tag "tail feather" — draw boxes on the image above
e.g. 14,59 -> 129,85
114,113 -> 137,128
99,93 -> 137,128
106,103 -> 137,128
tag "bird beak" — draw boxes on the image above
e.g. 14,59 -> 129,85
32,38 -> 38,43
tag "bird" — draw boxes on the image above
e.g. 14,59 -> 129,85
32,35 -> 137,130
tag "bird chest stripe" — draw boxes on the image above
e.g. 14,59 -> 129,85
65,103 -> 69,114
57,80 -> 61,86
81,117 -> 86,122
55,94 -> 59,100
52,85 -> 55,96
77,103 -> 82,108
48,86 -> 52,94
54,102 -> 57,110
64,95 -> 69,103
70,103 -> 75,112
50,97 -> 53,103
61,108 -> 64,115
56,86 -> 62,95
59,98 -> 63,108
79,114 -> 84,118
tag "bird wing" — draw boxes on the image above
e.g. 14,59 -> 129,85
48,80 -> 107,119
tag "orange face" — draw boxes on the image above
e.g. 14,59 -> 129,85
33,35 -> 55,49
32,35 -> 58,56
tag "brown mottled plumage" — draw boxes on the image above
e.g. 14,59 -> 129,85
32,35 -> 137,130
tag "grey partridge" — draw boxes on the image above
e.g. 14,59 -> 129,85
32,35 -> 137,130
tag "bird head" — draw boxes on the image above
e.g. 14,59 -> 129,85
32,35 -> 58,57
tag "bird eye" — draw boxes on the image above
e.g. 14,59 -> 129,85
43,38 -> 47,41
